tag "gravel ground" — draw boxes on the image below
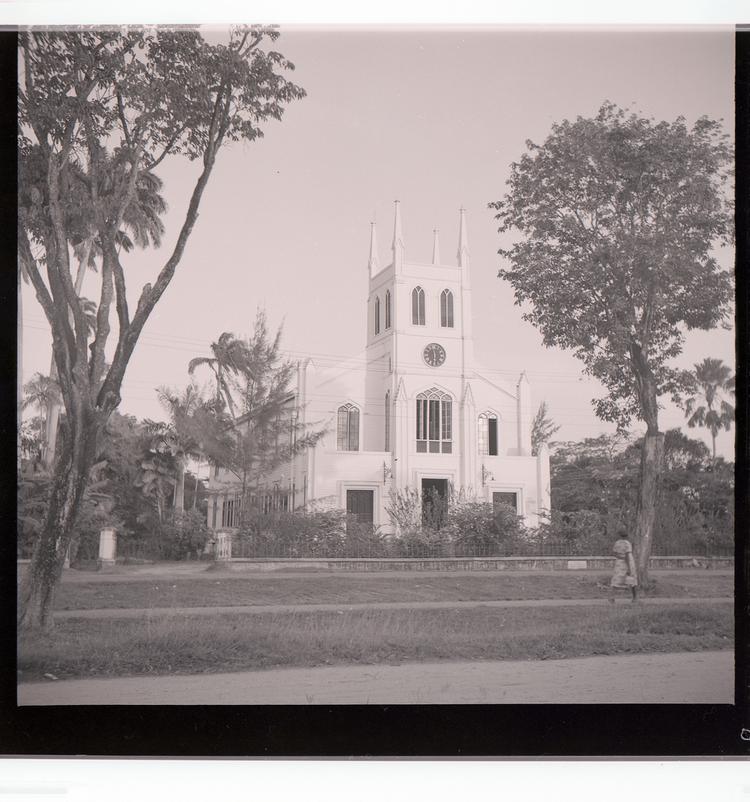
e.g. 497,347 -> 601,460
18,649 -> 733,705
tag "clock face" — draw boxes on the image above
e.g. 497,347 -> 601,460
423,342 -> 446,367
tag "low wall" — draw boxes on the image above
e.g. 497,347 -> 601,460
218,555 -> 733,572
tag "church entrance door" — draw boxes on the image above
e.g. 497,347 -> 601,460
421,478 -> 448,529
346,489 -> 374,524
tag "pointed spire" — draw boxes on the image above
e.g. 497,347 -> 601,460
392,200 -> 404,271
457,206 -> 470,268
432,229 -> 440,265
368,221 -> 379,277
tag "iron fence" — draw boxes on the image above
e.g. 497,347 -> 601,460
229,534 -> 734,560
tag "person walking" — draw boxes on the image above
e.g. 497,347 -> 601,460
608,531 -> 639,603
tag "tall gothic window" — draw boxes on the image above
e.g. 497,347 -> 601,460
384,390 -> 391,451
478,412 -> 499,456
374,296 -> 381,335
440,289 -> 454,327
385,290 -> 391,329
416,388 -> 452,453
337,403 -> 360,451
412,286 -> 425,325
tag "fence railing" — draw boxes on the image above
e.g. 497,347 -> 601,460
229,534 -> 734,561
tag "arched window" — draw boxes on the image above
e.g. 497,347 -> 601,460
416,388 -> 452,453
440,289 -> 454,328
385,290 -> 391,329
478,411 -> 499,456
412,286 -> 425,325
384,391 -> 391,451
337,403 -> 360,451
374,296 -> 381,335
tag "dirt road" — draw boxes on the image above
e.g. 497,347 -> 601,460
18,649 -> 733,705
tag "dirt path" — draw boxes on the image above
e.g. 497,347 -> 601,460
18,649 -> 733,705
52,596 -> 732,619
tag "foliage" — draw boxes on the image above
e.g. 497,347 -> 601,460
150,510 -> 210,561
196,310 -> 326,518
235,509 -> 388,558
385,486 -> 523,556
18,27 -> 305,628
490,102 -> 733,432
531,400 -> 561,456
20,416 -> 46,464
384,487 -> 423,538
548,430 -> 733,556
443,500 -> 520,551
683,357 -> 735,459
22,372 -> 61,416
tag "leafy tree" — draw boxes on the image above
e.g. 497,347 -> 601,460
203,311 -> 326,522
490,102 -> 733,583
531,400 -> 561,456
18,27 -> 305,629
683,357 -> 735,460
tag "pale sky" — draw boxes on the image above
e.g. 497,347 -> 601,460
21,26 -> 736,457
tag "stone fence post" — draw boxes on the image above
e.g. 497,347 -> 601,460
98,527 -> 117,568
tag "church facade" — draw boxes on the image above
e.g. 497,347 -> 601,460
207,203 -> 551,534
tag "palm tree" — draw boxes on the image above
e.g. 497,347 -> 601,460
22,373 -> 62,464
136,454 -> 176,524
684,357 -> 735,461
531,400 -> 561,456
188,332 -> 249,418
148,384 -> 209,514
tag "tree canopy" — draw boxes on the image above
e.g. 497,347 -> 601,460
490,102 -> 733,433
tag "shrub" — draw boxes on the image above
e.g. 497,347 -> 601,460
144,510 -> 209,561
236,509 -> 348,557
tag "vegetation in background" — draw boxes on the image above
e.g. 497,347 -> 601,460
683,357 -> 735,461
531,400 -> 561,456
190,310 -> 327,525
545,430 -> 733,556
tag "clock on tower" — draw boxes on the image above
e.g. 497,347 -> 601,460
423,343 -> 446,367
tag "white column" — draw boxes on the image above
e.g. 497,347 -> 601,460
516,372 -> 532,456
393,378 -> 409,490
459,383 -> 476,491
98,528 -> 117,567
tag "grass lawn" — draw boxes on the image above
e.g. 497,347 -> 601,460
49,571 -> 733,611
18,602 -> 733,682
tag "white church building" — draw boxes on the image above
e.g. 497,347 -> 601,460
207,202 -> 551,535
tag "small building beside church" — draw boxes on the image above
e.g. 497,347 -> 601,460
207,202 -> 551,534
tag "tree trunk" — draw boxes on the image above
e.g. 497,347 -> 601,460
43,357 -> 60,470
629,340 -> 664,588
18,423 -> 100,630
174,456 -> 185,513
17,272 -> 23,470
633,432 -> 665,586
44,250 -> 89,471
